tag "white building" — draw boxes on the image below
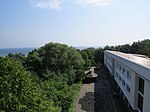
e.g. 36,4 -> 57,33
104,50 -> 150,112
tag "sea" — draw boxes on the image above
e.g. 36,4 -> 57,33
0,46 -> 103,57
0,48 -> 36,57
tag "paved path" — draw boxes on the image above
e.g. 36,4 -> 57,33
75,83 -> 95,112
75,66 -> 128,112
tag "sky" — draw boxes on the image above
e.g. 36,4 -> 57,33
0,0 -> 150,48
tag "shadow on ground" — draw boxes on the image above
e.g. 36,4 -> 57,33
79,92 -> 95,112
94,67 -> 117,112
94,66 -> 130,112
82,78 -> 96,84
78,65 -> 130,112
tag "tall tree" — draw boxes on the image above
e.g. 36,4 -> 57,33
94,48 -> 104,64
0,57 -> 59,112
80,50 -> 91,69
26,43 -> 85,83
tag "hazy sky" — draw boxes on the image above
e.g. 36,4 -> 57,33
0,0 -> 150,48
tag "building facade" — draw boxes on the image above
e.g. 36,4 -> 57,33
104,50 -> 150,112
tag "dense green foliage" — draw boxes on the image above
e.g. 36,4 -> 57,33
41,80 -> 81,112
0,43 -> 83,112
78,39 -> 150,67
26,43 -> 85,83
94,48 -> 104,64
0,57 -> 60,112
1,39 -> 149,112
79,47 -> 104,68
104,39 -> 150,57
80,50 -> 91,69
6,53 -> 26,63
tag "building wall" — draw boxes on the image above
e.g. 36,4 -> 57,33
104,50 -> 150,112
143,80 -> 150,112
131,73 -> 139,110
114,60 -> 132,107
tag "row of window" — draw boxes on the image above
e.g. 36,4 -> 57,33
105,53 -> 145,112
116,62 -> 131,80
107,56 -> 112,62
107,56 -> 113,66
138,77 -> 145,112
115,72 -> 130,93
107,60 -> 112,67
107,61 -> 112,70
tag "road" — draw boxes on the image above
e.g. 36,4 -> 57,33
75,66 -> 129,112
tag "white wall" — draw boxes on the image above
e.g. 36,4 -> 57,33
131,72 -> 139,110
104,50 -> 150,112
104,51 -> 139,111
143,80 -> 150,112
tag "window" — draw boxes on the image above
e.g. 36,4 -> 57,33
122,80 -> 125,86
138,77 -> 144,112
127,70 -> 131,79
126,84 -> 130,93
138,93 -> 143,112
139,77 -> 144,95
119,76 -> 121,81
116,62 -> 118,68
122,67 -> 126,74
119,64 -> 121,71
115,72 -> 118,78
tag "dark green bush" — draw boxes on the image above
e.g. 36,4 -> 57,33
0,57 -> 60,112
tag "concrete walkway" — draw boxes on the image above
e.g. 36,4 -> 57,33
75,83 -> 95,112
75,66 -> 129,112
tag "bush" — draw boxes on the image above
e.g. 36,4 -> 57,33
0,57 -> 60,112
41,80 -> 81,112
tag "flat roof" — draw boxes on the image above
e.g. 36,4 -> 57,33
105,50 -> 150,69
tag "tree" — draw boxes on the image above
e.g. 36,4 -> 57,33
94,48 -> 104,64
131,39 -> 150,57
41,80 -> 81,112
26,43 -> 85,83
6,53 -> 26,64
0,57 -> 60,112
84,48 -> 95,65
104,39 -> 150,58
80,50 -> 91,69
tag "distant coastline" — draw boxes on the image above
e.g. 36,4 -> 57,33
75,46 -> 104,50
0,48 -> 36,57
0,46 -> 103,57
